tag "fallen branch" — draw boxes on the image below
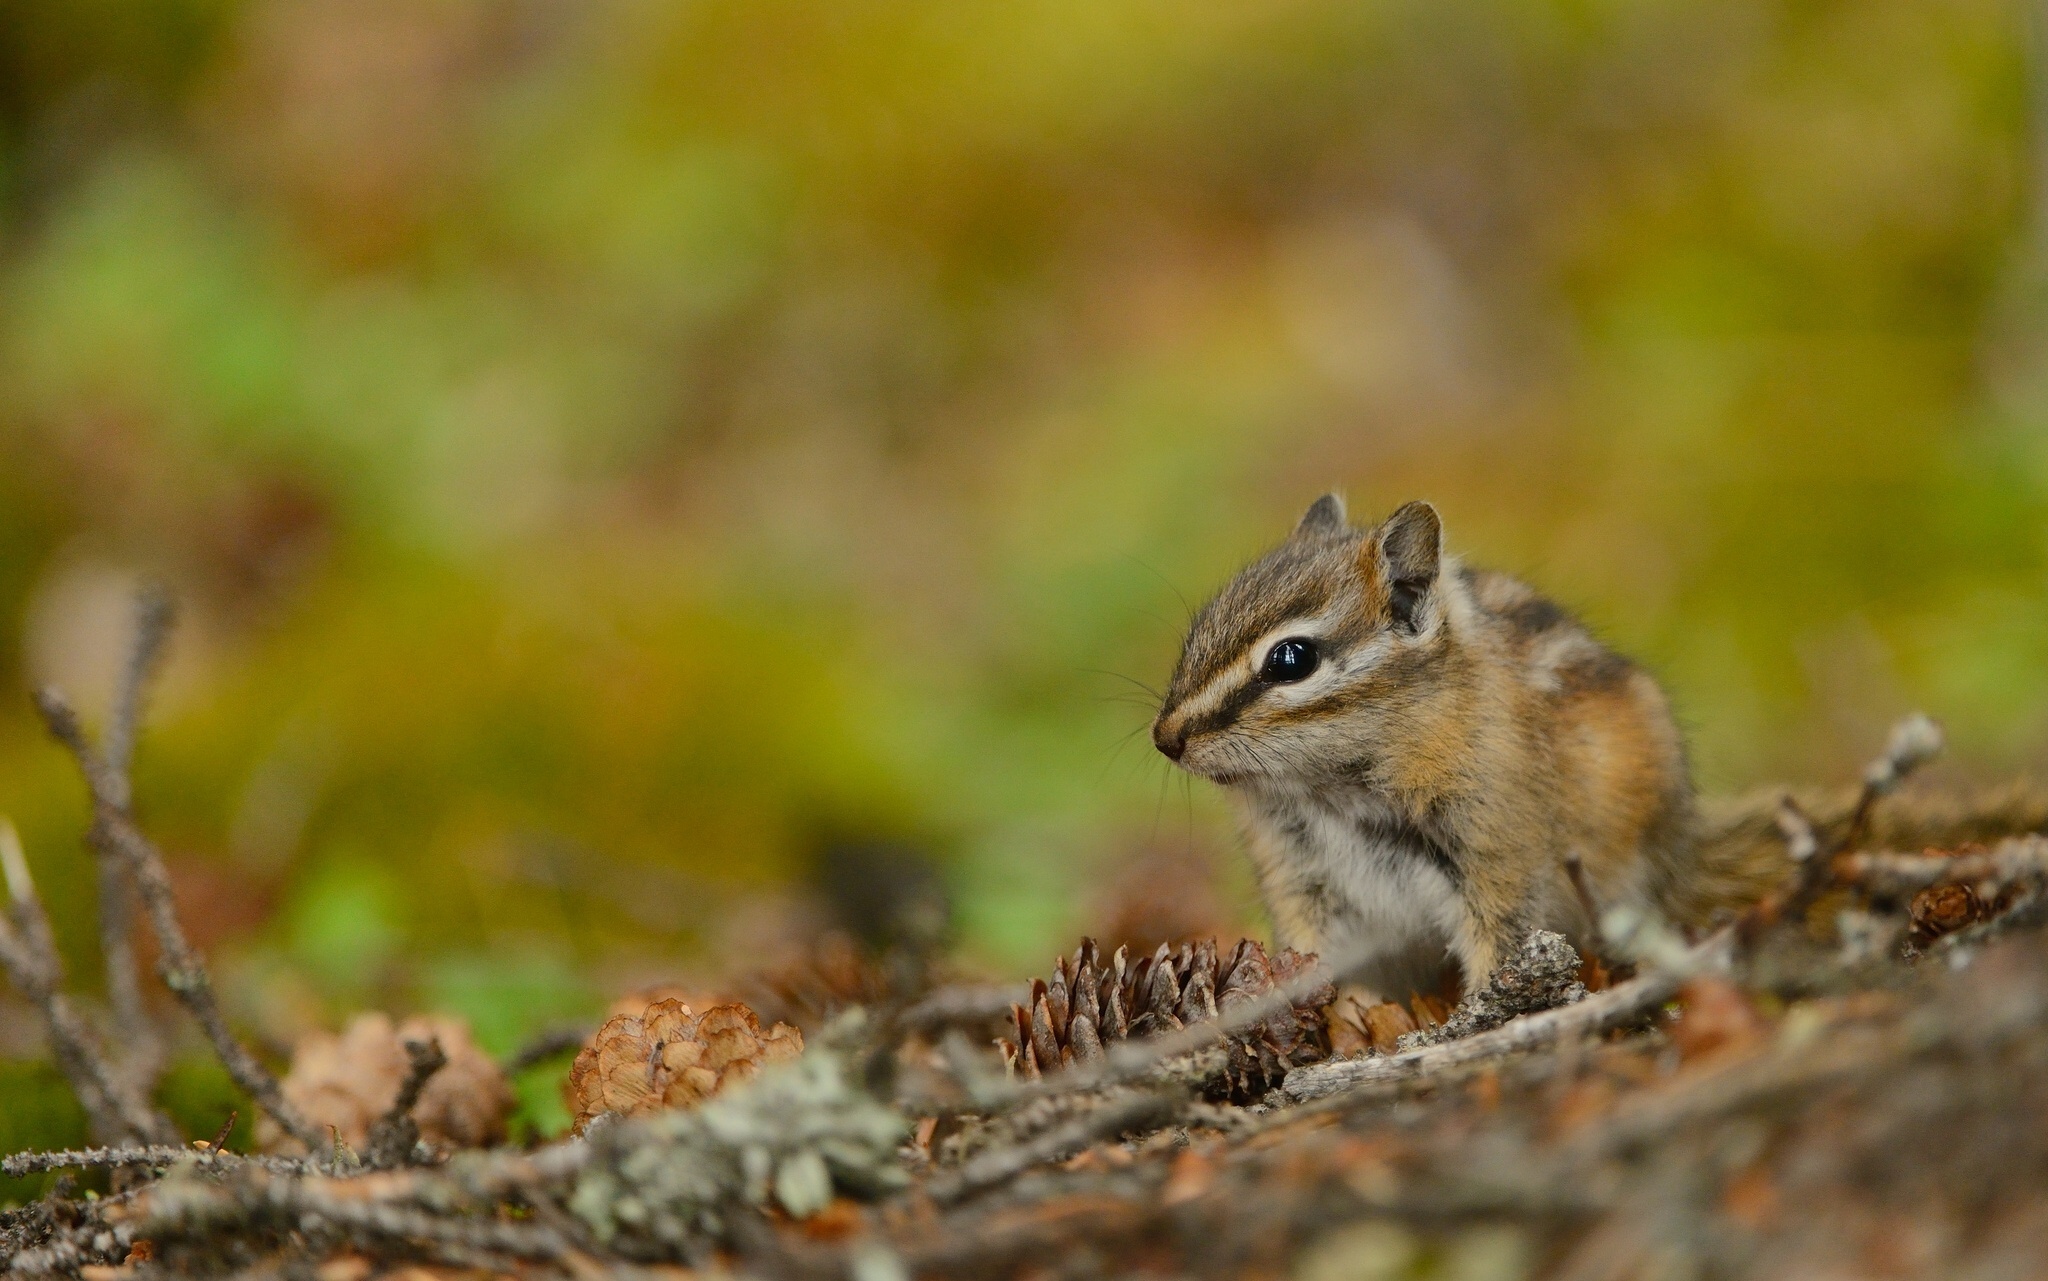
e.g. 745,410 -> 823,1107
1837,835 -> 2048,898
127,1169 -> 573,1267
926,1089 -> 1183,1205
35,686 -> 326,1152
1281,928 -> 1728,1103
2,1146 -> 310,1178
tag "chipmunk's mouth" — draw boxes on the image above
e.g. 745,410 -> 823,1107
1173,745 -> 1249,787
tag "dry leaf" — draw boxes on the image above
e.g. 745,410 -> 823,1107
1671,977 -> 1769,1065
1161,1147 -> 1216,1205
1362,1001 -> 1420,1053
1410,993 -> 1451,1029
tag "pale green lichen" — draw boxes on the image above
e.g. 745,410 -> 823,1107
569,1041 -> 909,1259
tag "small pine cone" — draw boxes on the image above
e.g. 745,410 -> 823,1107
567,998 -> 803,1133
261,1013 -> 513,1154
997,937 -> 1332,1102
1909,883 -> 1986,942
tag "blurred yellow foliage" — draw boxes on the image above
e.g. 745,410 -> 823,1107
0,0 -> 2044,1068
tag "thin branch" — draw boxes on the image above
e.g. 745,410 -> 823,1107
34,686 -> 327,1152
925,1089 -> 1184,1205
366,1036 -> 447,1168
131,1171 -> 573,1267
98,589 -> 176,1095
502,1024 -> 589,1075
0,818 -> 177,1146
1281,927 -> 1729,1103
1,1146 -> 310,1178
205,1110 -> 239,1154
1840,712 -> 1944,852
1837,835 -> 2048,898
102,587 -> 174,791
1734,795 -> 1830,947
900,983 -> 1029,1032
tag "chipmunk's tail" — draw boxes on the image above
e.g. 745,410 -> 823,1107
1666,777 -> 2048,927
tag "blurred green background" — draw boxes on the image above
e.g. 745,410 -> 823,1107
4,0 -> 2048,1158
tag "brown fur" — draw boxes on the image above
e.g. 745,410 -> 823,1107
1156,497 -> 2048,998
1152,496 -> 1692,997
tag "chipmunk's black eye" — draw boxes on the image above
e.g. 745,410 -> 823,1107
1259,638 -> 1319,683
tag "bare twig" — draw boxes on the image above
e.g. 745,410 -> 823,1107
1281,927 -> 1729,1103
900,983 -> 1029,1032
1735,795 -> 1832,947
2,1145 -> 311,1178
205,1110 -> 238,1155
96,589 -> 176,1092
101,588 -> 174,792
925,1089 -> 1183,1205
0,818 -> 177,1146
366,1037 -> 447,1168
1841,712 -> 1945,852
1736,717 -> 1949,948
35,686 -> 326,1152
1838,835 -> 2048,898
502,1024 -> 589,1075
129,1170 -> 573,1267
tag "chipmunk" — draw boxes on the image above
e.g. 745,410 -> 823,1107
1150,494 -> 1697,1001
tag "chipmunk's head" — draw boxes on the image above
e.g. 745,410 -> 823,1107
1151,494 -> 1454,787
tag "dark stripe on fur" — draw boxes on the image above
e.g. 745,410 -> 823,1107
1356,812 -> 1463,887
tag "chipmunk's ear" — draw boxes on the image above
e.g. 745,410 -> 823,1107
1292,493 -> 1347,539
1373,501 -> 1442,631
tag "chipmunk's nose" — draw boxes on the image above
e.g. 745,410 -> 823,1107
1152,719 -> 1186,761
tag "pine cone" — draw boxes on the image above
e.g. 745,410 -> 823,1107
605,985 -> 727,1020
997,938 -> 1332,1102
567,998 -> 804,1133
261,1013 -> 513,1154
1909,882 -> 1987,942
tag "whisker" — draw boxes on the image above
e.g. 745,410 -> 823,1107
1097,719 -> 1154,783
1124,555 -> 1197,625
1096,693 -> 1165,711
1079,668 -> 1165,701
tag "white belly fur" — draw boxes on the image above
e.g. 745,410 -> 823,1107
1250,791 -> 1468,1002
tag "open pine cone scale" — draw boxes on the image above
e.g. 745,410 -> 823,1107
1000,937 -> 1331,1099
